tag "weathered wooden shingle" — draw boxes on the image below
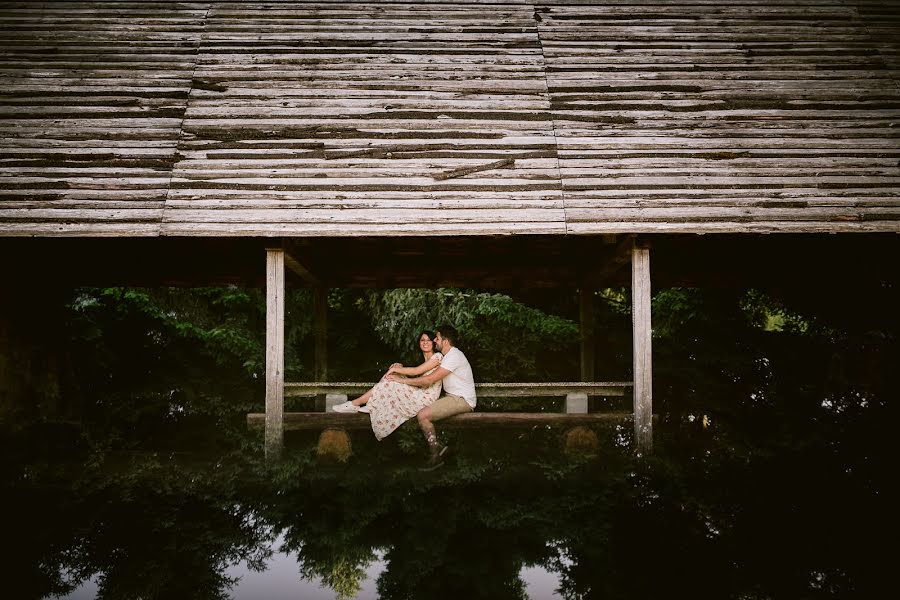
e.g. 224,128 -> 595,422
0,1 -> 207,235
540,0 -> 900,232
163,0 -> 564,236
1,0 -> 898,236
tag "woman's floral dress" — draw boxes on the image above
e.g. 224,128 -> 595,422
368,353 -> 443,441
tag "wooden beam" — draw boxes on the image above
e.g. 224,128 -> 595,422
314,286 -> 328,383
284,251 -> 320,287
432,157 -> 515,181
631,243 -> 653,453
579,288 -> 595,382
588,234 -> 636,287
247,411 -> 636,430
285,381 -> 631,398
265,248 -> 285,458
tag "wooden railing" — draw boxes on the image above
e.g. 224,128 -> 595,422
283,381 -> 632,398
248,381 -> 635,430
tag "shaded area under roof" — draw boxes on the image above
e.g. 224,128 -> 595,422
1,233 -> 896,291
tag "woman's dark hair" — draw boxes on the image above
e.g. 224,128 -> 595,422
416,330 -> 436,356
435,324 -> 459,347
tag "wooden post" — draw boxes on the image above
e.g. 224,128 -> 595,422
314,286 -> 328,411
265,248 -> 285,458
579,288 -> 595,382
631,244 -> 652,453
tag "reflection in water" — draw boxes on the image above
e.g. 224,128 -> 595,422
3,283 -> 895,599
226,539 -> 385,600
8,414 -> 889,600
521,565 -> 564,600
60,542 -> 565,599
56,576 -> 98,600
228,543 -> 562,600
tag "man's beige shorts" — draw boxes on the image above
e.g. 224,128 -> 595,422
429,393 -> 473,421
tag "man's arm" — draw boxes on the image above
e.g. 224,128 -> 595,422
386,367 -> 450,388
389,356 -> 441,377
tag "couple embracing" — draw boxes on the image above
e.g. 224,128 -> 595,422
333,325 -> 476,470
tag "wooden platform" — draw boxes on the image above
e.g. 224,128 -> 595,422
247,411 -> 635,431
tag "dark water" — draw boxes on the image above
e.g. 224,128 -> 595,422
2,399 -> 890,600
1,283 -> 894,599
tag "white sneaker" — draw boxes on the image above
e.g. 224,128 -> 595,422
331,401 -> 359,413
358,404 -> 371,414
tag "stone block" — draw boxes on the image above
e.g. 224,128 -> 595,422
565,392 -> 588,414
325,393 -> 349,412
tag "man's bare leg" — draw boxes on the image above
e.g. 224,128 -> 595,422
416,406 -> 441,454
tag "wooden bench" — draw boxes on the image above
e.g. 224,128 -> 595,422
247,381 -> 634,430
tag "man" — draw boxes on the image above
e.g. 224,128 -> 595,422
385,324 -> 476,470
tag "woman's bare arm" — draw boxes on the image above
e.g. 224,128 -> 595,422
386,366 -> 450,388
388,355 -> 441,377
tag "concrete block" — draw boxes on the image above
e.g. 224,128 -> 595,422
325,393 -> 348,413
565,392 -> 588,414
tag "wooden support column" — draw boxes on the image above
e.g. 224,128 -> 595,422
314,286 -> 328,410
631,244 -> 652,453
579,288 -> 595,382
265,248 -> 285,458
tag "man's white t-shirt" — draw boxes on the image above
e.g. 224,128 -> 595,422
440,346 -> 477,408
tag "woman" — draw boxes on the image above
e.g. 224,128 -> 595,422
331,330 -> 441,418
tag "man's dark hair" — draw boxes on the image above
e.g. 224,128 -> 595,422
435,324 -> 460,347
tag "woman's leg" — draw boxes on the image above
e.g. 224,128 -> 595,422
350,388 -> 373,406
352,372 -> 403,406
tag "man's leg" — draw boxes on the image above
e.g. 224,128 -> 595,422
416,405 -> 441,457
416,394 -> 472,464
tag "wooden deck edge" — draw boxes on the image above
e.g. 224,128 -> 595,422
247,411 -> 636,430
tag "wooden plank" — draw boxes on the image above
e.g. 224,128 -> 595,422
285,382 -> 373,397
631,243 -> 652,453
246,410 -> 636,430
579,287 -> 595,381
265,248 -> 285,458
159,221 -> 570,236
0,223 -> 163,237
162,196 -> 565,209
284,251 -> 320,286
159,209 -> 568,224
314,286 -> 328,383
566,220 -> 900,234
284,381 -> 631,397
564,206 -> 900,219
313,285 -> 328,412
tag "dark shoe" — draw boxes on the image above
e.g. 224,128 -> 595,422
418,445 -> 449,472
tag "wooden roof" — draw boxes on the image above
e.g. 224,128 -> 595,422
1,0 -> 899,237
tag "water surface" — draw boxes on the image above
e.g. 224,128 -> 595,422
3,404 -> 889,600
